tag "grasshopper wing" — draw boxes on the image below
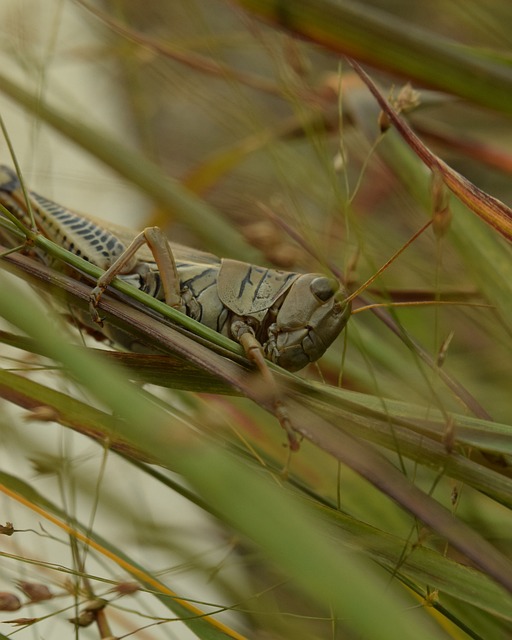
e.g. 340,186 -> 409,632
217,259 -> 299,316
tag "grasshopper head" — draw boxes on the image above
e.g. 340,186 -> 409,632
263,274 -> 351,372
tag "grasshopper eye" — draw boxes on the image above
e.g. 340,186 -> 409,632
310,277 -> 339,302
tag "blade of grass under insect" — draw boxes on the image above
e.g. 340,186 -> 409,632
233,0 -> 512,115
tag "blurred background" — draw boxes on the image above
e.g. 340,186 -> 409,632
1,1 -> 512,638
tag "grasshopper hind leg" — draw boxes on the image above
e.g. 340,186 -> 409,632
89,226 -> 184,322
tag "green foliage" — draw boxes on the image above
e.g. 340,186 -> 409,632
1,1 -> 512,638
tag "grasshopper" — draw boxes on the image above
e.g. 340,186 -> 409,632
0,165 -> 352,447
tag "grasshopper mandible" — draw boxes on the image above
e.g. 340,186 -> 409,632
0,165 -> 352,447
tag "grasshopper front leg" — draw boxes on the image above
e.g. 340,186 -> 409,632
90,227 -> 184,323
231,319 -> 300,451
